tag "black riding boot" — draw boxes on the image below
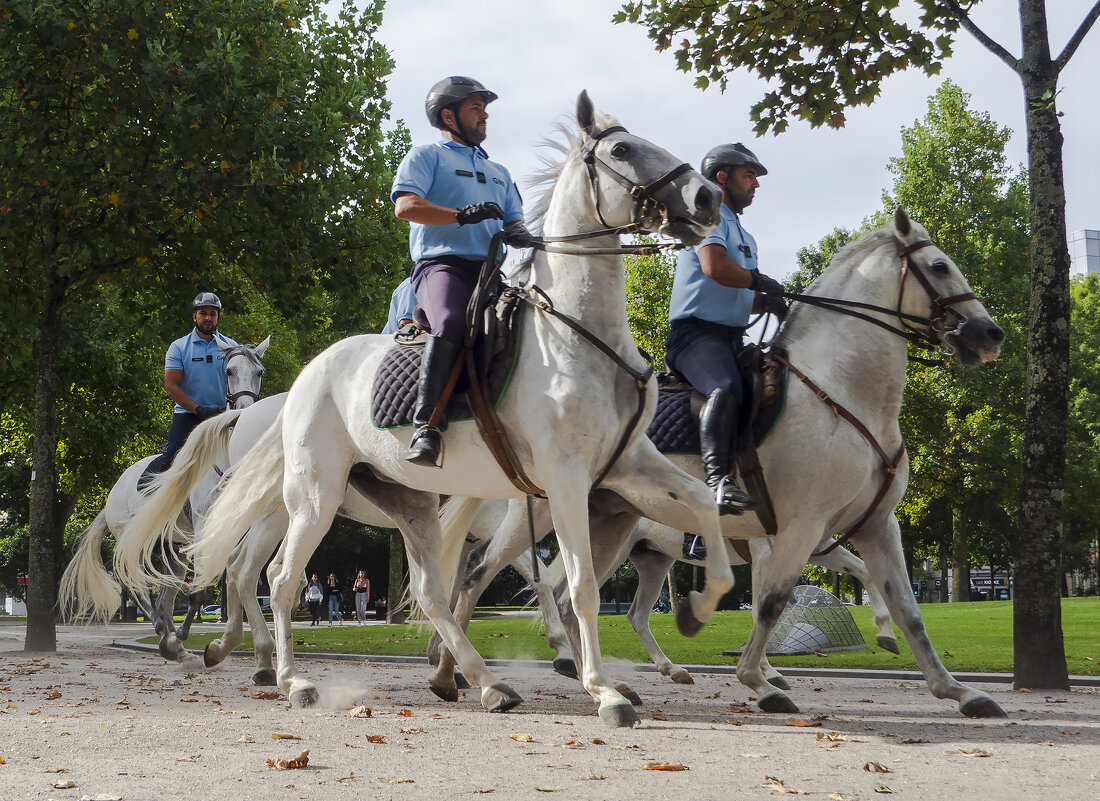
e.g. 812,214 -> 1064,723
406,336 -> 461,467
699,388 -> 758,516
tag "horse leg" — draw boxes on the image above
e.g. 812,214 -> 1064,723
738,521 -> 825,712
508,547 -> 577,680
745,538 -> 790,690
808,541 -> 898,654
628,544 -> 693,685
602,444 -> 732,637
851,517 -> 1005,717
543,473 -> 640,727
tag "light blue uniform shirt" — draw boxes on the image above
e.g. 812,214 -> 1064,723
391,139 -> 524,262
164,329 -> 239,414
668,204 -> 758,327
382,277 -> 418,334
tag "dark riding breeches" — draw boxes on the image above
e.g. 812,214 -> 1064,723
410,256 -> 482,346
664,317 -> 746,402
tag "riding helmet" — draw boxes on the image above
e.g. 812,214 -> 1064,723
192,291 -> 222,310
700,143 -> 768,180
425,76 -> 498,129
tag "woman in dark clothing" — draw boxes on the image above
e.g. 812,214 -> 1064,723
325,572 -> 343,626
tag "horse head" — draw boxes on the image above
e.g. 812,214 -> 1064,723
893,207 -> 1004,366
219,335 -> 270,408
571,90 -> 720,245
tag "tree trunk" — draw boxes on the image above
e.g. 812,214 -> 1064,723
939,539 -> 951,603
1013,0 -> 1070,690
26,277 -> 65,652
386,529 -> 406,624
951,506 -> 970,602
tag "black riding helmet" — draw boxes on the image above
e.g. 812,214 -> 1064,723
425,76 -> 498,151
192,291 -> 222,310
700,143 -> 768,180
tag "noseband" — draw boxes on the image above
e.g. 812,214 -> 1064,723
895,239 -> 977,346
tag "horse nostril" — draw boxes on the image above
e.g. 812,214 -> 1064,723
695,185 -> 714,210
988,325 -> 1005,344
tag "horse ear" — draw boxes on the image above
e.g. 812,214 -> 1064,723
216,338 -> 234,354
253,335 -> 271,359
576,90 -> 595,135
894,206 -> 912,240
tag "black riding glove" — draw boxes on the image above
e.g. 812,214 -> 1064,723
455,201 -> 504,226
500,223 -> 538,249
748,271 -> 786,296
760,292 -> 789,321
194,405 -> 223,421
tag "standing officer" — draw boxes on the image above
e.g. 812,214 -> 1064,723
391,76 -> 531,467
145,292 -> 238,477
665,143 -> 787,516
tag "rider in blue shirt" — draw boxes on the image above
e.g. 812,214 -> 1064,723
391,76 -> 532,467
665,144 -> 787,516
144,292 -> 238,479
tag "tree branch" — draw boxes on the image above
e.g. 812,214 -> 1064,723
943,0 -> 1019,73
1054,0 -> 1100,74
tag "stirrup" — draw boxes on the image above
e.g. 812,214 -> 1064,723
405,427 -> 444,468
715,475 -> 758,516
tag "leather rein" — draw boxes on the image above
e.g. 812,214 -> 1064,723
774,238 -> 977,556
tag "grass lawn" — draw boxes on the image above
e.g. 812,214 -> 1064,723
139,597 -> 1100,676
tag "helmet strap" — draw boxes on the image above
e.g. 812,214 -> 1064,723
441,104 -> 489,157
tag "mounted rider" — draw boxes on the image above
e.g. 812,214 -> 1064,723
144,292 -> 239,479
665,143 -> 787,517
391,76 -> 534,467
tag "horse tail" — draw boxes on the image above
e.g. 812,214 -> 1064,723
187,410 -> 287,589
114,410 -> 243,591
438,496 -> 485,599
58,511 -> 120,624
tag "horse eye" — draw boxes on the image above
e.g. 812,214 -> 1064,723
931,260 -> 950,275
610,142 -> 629,158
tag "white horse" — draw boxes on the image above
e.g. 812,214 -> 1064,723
59,336 -> 270,661
123,92 -> 730,727
435,209 -> 1008,718
432,493 -> 898,689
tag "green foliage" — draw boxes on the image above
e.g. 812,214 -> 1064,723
1066,276 -> 1100,573
789,226 -> 859,294
615,0 -> 962,135
624,237 -> 676,366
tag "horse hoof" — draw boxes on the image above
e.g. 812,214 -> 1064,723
598,701 -> 641,728
669,669 -> 694,685
203,642 -> 224,668
960,696 -> 1007,718
428,678 -> 459,703
757,691 -> 799,714
767,675 -> 791,691
553,658 -> 579,680
252,669 -> 278,687
482,683 -> 523,713
454,670 -> 472,690
614,683 -> 643,706
675,599 -> 704,638
876,635 -> 900,655
289,686 -> 320,708
158,638 -> 180,661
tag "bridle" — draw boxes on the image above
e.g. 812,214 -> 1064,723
223,346 -> 264,407
532,126 -> 696,257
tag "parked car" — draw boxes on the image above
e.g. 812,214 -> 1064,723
200,605 -> 222,617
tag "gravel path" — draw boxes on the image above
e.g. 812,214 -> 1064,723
1,623 -> 1097,801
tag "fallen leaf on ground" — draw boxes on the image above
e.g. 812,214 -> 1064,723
53,780 -> 77,789
266,750 -> 309,770
956,749 -> 991,758
28,709 -> 41,715
510,733 -> 534,742
251,691 -> 281,700
864,761 -> 890,773
336,774 -> 356,783
349,706 -> 372,718
900,738 -> 928,744
380,777 -> 414,784
817,732 -> 848,743
397,709 -> 413,716
1063,730 -> 1079,735
115,698 -> 129,705
176,754 -> 201,762
1017,687 -> 1032,693
785,717 -> 823,728
237,735 -> 255,743
587,775 -> 607,780
590,738 -> 606,745
45,768 -> 68,773
829,794 -> 849,801
563,739 -> 585,748
46,690 -> 62,699
366,735 -> 389,744
178,696 -> 199,703
873,784 -> 895,794
642,762 -> 688,771
762,776 -> 807,794
400,728 -> 428,734
534,786 -> 561,792
651,713 -> 668,721
272,733 -> 302,740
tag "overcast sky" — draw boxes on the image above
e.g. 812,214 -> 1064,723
367,0 -> 1099,280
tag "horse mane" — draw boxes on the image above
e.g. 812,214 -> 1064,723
772,226 -> 900,350
524,112 -> 622,234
